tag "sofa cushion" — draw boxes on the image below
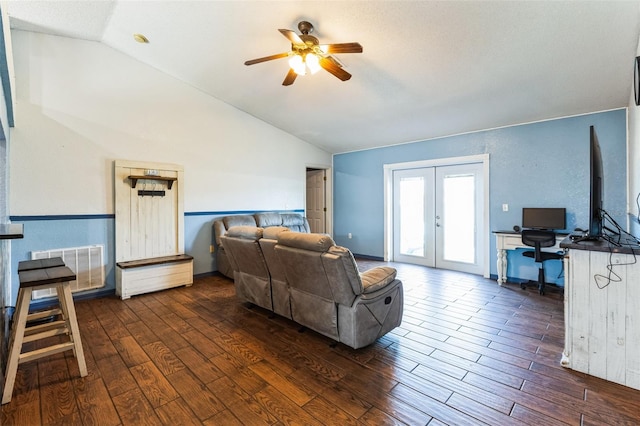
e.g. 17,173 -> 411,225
227,226 -> 264,240
278,232 -> 335,252
213,212 -> 310,279
281,213 -> 306,227
262,226 -> 290,240
223,215 -> 257,229
255,212 -> 283,228
360,267 -> 398,294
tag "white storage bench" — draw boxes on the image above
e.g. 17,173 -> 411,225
116,254 -> 193,300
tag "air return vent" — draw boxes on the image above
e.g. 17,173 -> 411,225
30,245 -> 105,300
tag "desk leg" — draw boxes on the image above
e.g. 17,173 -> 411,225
497,248 -> 507,286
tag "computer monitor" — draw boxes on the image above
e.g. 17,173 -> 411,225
522,208 -> 566,231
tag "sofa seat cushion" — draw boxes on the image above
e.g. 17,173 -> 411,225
360,267 -> 398,294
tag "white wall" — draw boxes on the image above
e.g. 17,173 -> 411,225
9,30 -> 331,215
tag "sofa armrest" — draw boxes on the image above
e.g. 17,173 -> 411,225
360,266 -> 397,294
213,219 -> 226,246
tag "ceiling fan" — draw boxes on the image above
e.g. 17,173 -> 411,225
244,21 -> 363,86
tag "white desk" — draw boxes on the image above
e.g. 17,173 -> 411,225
493,231 -> 566,285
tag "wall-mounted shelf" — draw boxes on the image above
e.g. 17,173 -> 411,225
128,175 -> 177,190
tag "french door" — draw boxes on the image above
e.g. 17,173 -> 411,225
392,162 -> 485,275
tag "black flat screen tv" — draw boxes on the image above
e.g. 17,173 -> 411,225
522,207 -> 566,230
587,125 -> 604,239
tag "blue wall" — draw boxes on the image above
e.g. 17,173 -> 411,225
7,110 -> 628,298
9,216 -> 115,303
8,209 -> 304,305
333,110 -> 628,285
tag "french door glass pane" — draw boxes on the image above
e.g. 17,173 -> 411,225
399,176 -> 424,257
442,173 -> 475,263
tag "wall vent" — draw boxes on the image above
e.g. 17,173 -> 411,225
30,244 -> 105,300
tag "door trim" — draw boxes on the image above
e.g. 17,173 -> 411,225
383,154 -> 490,278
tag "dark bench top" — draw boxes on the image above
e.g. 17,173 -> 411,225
18,257 -> 65,272
18,266 -> 76,288
0,223 -> 24,240
117,254 -> 193,269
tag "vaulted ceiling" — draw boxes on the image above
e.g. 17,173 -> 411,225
6,1 -> 640,154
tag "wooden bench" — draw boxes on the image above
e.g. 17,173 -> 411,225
3,263 -> 87,404
115,254 -> 194,299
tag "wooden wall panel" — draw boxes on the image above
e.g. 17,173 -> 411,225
114,160 -> 185,263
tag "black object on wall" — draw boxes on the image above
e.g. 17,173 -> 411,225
634,56 -> 640,106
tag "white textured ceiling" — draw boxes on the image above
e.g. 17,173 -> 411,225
6,1 -> 640,154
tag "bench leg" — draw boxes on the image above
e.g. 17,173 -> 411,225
57,282 -> 87,377
2,288 -> 32,405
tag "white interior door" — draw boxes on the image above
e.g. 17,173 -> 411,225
392,162 -> 484,274
306,169 -> 326,233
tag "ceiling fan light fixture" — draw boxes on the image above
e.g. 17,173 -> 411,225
244,21 -> 362,85
288,54 -> 306,75
306,53 -> 321,74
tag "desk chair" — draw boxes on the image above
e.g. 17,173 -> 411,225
521,229 -> 564,295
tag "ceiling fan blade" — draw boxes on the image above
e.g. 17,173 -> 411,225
244,52 -> 289,66
319,57 -> 352,81
282,68 -> 297,86
323,42 -> 363,54
325,55 -> 344,68
278,29 -> 304,45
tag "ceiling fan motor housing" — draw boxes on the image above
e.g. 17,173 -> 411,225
298,21 -> 314,35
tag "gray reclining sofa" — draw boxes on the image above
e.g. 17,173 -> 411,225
213,212 -> 310,278
221,227 -> 403,349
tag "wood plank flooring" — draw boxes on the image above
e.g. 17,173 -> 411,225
3,259 -> 640,425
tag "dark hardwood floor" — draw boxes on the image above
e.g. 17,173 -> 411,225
2,259 -> 640,425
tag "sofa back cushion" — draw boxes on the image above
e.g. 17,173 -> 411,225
259,227 -> 290,281
255,212 -> 283,228
281,214 -> 311,232
214,215 -> 257,246
276,233 -> 334,298
224,215 -> 257,229
276,232 -> 362,306
274,232 -> 338,338
221,226 -> 273,310
258,226 -> 291,318
277,232 -> 333,252
222,226 -> 267,278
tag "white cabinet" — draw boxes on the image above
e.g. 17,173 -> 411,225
562,242 -> 640,390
